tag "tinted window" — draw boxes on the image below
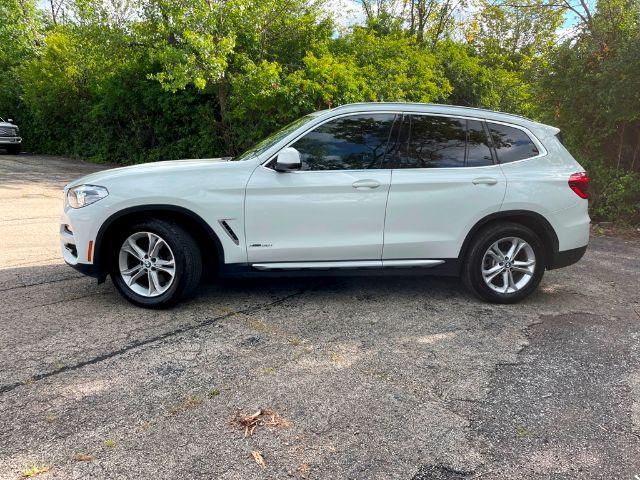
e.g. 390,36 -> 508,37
387,115 -> 493,168
291,114 -> 396,171
405,115 -> 466,168
466,120 -> 493,167
488,123 -> 539,163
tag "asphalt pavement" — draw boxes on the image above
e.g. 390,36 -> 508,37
1,153 -> 639,479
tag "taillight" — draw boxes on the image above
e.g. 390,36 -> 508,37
569,172 -> 589,199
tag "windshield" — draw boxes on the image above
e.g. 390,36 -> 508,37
235,114 -> 316,161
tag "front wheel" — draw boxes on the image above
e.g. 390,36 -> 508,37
6,144 -> 21,154
110,219 -> 202,308
462,222 -> 545,304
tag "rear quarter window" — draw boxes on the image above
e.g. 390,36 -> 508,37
488,122 -> 539,163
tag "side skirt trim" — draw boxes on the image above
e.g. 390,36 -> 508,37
251,259 -> 444,271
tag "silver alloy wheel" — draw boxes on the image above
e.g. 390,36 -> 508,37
481,236 -> 536,294
118,232 -> 176,297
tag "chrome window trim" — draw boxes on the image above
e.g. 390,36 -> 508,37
260,109 -> 547,173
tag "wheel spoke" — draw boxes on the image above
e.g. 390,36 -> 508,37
513,259 -> 535,267
502,270 -> 510,293
487,249 -> 502,262
512,266 -> 532,275
121,264 -> 142,276
126,268 -> 145,286
123,238 -> 144,260
508,270 -> 516,290
483,264 -> 504,283
491,244 -> 504,259
512,240 -> 526,259
506,238 -> 519,259
147,233 -> 159,257
148,270 -> 162,296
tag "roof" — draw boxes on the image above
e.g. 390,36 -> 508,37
325,102 -> 551,130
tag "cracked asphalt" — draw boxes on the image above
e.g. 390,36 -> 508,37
1,153 -> 639,480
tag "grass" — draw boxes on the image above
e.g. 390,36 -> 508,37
168,394 -> 204,415
21,465 -> 51,478
104,439 -> 116,448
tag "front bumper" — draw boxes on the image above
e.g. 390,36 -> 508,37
66,260 -> 104,279
0,136 -> 21,145
60,205 -> 106,281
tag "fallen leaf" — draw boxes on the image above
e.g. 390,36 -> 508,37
251,450 -> 266,468
230,408 -> 290,437
73,453 -> 94,462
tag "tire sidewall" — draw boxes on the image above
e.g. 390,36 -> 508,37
466,224 -> 545,304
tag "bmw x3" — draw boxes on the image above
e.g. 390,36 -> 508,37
60,103 -> 590,308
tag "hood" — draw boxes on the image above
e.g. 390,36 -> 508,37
66,157 -> 235,188
0,122 -> 17,128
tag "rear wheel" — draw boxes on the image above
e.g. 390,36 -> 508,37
462,222 -> 545,303
110,219 -> 202,308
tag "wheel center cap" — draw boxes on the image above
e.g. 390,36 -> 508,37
144,260 -> 151,268
505,261 -> 512,268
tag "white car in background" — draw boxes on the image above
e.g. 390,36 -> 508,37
60,103 -> 590,308
0,117 -> 21,154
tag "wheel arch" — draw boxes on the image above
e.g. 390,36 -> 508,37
459,210 -> 559,269
93,205 -> 224,281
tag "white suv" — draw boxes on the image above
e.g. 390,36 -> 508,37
60,103 -> 590,308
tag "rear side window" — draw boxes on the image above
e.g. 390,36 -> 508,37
291,113 -> 396,171
387,115 -> 494,168
488,122 -> 539,163
466,120 -> 493,167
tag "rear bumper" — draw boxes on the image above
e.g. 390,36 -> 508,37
548,245 -> 587,270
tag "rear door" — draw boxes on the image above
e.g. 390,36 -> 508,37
382,114 -> 507,260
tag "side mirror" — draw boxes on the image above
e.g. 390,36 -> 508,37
274,147 -> 301,172
7,119 -> 13,123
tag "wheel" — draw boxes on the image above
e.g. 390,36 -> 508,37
6,144 -> 21,154
110,219 -> 202,308
462,222 -> 545,304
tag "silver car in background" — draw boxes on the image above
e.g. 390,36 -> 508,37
0,117 -> 21,154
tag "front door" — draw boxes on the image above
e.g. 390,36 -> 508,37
244,113 -> 397,264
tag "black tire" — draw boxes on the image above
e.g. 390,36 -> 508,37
462,222 -> 545,304
110,219 -> 202,308
6,144 -> 21,154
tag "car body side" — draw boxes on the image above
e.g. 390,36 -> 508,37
60,103 -> 590,281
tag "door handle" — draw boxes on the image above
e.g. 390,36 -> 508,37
352,179 -> 381,189
472,177 -> 498,186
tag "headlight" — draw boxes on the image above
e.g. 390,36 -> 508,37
66,185 -> 109,208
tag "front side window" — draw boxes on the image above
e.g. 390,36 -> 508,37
387,115 -> 494,168
488,122 -> 539,163
290,113 -> 396,171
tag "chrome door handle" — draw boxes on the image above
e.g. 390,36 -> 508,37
352,179 -> 381,189
472,177 -> 498,185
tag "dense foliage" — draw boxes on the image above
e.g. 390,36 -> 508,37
1,0 -> 638,221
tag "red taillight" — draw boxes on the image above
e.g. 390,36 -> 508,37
569,172 -> 589,199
